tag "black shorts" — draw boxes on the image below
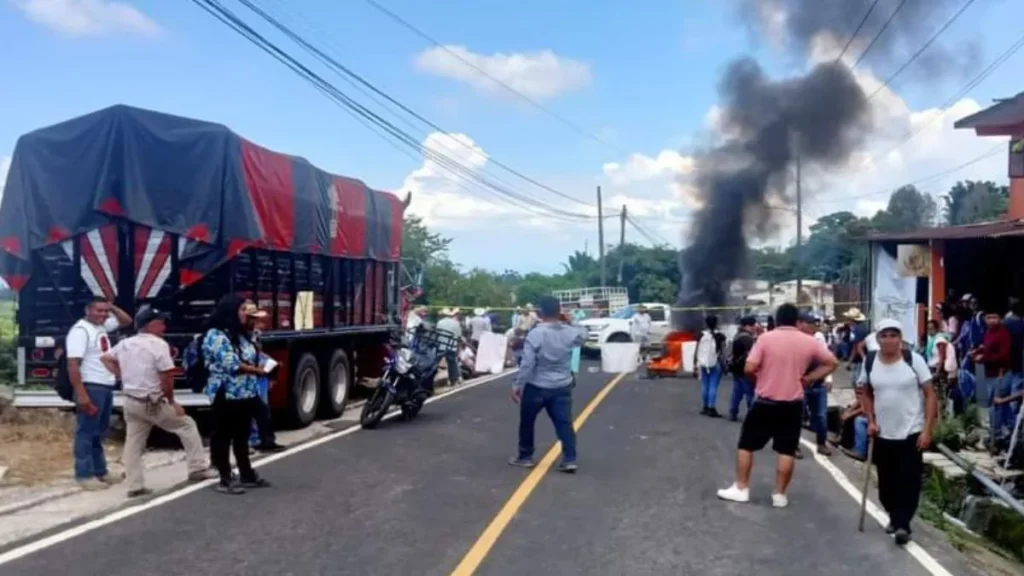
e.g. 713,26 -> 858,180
737,399 -> 804,457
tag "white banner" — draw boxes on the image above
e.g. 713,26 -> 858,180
474,331 -> 508,375
872,244 -> 918,338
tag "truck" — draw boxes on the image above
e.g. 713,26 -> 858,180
552,287 -> 629,318
578,302 -> 673,355
0,105 -> 407,428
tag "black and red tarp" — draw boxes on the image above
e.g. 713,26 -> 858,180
0,105 -> 404,291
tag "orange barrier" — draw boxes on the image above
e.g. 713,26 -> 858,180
645,330 -> 697,377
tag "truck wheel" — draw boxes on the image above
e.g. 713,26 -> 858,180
607,332 -> 632,343
319,349 -> 350,418
288,353 -> 321,428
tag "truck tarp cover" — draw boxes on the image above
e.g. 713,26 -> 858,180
0,105 -> 403,291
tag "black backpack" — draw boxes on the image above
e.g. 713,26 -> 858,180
863,348 -> 914,388
53,325 -> 89,402
184,332 -> 210,394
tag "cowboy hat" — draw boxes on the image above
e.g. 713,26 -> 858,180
439,307 -> 457,316
842,307 -> 867,322
412,305 -> 428,314
524,303 -> 535,310
473,307 -> 486,316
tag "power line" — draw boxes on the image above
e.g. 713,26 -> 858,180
243,0 -> 593,209
190,0 -> 596,223
359,0 -> 625,156
866,0 -> 977,100
819,143 -> 1004,204
876,30 -> 1024,158
836,0 -> 882,64
850,0 -> 911,70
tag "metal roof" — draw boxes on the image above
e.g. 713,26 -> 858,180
865,218 -> 1024,242
955,92 -> 1024,131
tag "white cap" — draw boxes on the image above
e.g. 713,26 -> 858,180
875,318 -> 903,334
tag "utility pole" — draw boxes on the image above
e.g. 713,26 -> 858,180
597,186 -> 606,286
617,204 -> 627,284
795,155 -> 803,307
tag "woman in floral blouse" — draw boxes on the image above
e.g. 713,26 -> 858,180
203,294 -> 271,494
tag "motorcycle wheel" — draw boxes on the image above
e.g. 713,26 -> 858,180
360,384 -> 394,429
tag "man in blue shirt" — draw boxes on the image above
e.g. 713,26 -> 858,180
509,296 -> 588,473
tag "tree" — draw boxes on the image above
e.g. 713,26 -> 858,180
870,185 -> 936,232
942,180 -> 1009,225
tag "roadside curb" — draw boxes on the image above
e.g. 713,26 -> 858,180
0,487 -> 82,517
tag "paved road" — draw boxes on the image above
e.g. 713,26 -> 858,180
0,367 -> 966,576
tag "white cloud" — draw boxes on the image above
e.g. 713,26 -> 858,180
399,132 -> 591,229
414,45 -> 592,101
796,31 -> 1008,233
13,0 -> 163,38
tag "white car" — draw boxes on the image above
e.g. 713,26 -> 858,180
579,303 -> 673,354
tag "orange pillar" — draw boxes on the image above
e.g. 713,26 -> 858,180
1010,178 -> 1024,220
929,239 -> 946,312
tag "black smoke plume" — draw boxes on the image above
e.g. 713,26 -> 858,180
674,0 -> 970,332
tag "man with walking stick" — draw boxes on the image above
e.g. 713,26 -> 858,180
856,318 -> 938,546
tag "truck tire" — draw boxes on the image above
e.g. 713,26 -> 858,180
319,349 -> 350,418
288,352 -> 321,428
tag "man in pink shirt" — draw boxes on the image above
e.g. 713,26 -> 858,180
717,303 -> 838,508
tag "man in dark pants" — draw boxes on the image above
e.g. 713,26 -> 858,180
799,312 -> 832,456
509,296 -> 588,473
728,316 -> 757,421
857,318 -> 938,546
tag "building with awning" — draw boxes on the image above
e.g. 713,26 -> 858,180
862,93 -> 1024,340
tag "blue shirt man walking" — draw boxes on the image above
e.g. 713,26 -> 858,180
509,296 -> 588,473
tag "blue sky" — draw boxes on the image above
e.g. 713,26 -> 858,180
1,0 -> 1021,273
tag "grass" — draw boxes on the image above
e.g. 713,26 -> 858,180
0,407 -> 77,486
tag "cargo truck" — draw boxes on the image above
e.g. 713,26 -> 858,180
0,105 -> 408,428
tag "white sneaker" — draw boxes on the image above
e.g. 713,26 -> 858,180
771,493 -> 789,508
716,483 -> 750,503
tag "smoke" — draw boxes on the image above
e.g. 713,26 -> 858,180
674,0 -> 970,332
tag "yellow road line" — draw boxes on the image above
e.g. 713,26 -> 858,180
450,372 -> 628,576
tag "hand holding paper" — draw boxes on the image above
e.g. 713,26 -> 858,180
262,357 -> 279,374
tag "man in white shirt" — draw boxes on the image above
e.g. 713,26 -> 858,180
857,318 -> 938,546
631,305 -> 653,361
65,296 -> 132,490
101,306 -> 215,497
404,305 -> 427,343
469,308 -> 492,348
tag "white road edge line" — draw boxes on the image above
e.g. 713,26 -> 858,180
0,369 -> 517,567
798,438 -> 954,576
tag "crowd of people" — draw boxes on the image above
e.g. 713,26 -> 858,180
65,294 -> 284,497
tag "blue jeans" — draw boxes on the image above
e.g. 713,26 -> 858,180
518,384 -> 576,463
445,351 -> 460,384
853,415 -> 869,457
990,374 -> 1020,442
728,375 -> 754,419
74,383 -> 114,480
804,385 -> 829,445
700,366 -> 722,410
249,376 -> 270,446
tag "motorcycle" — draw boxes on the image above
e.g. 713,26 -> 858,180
359,326 -> 456,428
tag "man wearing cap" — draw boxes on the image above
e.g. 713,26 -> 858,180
101,306 -> 214,498
509,296 -> 588,473
856,318 -> 937,546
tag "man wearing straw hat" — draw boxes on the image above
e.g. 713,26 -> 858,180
843,307 -> 869,380
436,308 -> 463,386
469,307 -> 492,349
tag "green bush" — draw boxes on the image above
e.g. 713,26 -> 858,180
933,418 -> 965,452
